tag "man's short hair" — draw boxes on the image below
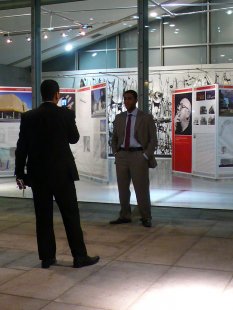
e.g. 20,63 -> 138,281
40,79 -> 59,101
123,90 -> 138,100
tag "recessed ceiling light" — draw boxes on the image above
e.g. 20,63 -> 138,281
150,12 -> 158,18
43,33 -> 48,39
92,52 -> 97,57
6,37 -> 12,44
174,31 -> 179,34
80,31 -> 86,36
133,15 -> 139,19
169,24 -> 176,27
227,10 -> 233,15
65,43 -> 73,51
61,32 -> 68,38
26,36 -> 31,42
89,17 -> 94,21
163,21 -> 169,25
220,54 -> 225,57
228,58 -> 232,61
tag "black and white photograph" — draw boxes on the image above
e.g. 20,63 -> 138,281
100,119 -> 106,132
83,136 -> 90,152
200,106 -> 207,114
174,92 -> 192,135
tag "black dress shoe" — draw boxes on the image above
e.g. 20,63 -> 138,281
73,255 -> 100,268
109,218 -> 132,224
41,258 -> 56,269
141,218 -> 152,227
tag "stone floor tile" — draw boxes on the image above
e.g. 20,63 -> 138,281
129,266 -> 232,310
176,237 -> 233,271
0,293 -> 49,310
43,301 -> 102,310
0,248 -> 30,267
0,261 -> 104,300
118,235 -> 199,265
56,261 -> 168,310
0,268 -> 25,285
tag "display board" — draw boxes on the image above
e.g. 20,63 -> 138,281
0,87 -> 32,177
173,84 -> 233,179
192,85 -> 217,178
75,83 -> 108,182
218,85 -> 233,178
172,88 -> 192,173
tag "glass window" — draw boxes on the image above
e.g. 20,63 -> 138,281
79,50 -> 116,70
120,28 -> 138,49
210,0 -> 233,43
149,20 -> 160,47
42,52 -> 76,72
164,10 -> 207,45
164,47 -> 207,66
85,37 -> 116,51
120,49 -> 137,68
211,46 -> 233,64
149,49 -> 161,66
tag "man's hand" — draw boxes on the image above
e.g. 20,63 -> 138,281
16,178 -> 26,190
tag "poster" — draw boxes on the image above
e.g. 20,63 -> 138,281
172,89 -> 192,173
0,87 -> 32,176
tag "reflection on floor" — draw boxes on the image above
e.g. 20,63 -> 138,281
1,159 -> 233,210
1,197 -> 233,309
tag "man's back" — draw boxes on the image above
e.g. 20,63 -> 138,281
15,102 -> 79,183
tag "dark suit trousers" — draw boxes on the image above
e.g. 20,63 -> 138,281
31,177 -> 87,260
115,150 -> 152,220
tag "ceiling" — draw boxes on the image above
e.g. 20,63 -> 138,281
0,0 -> 232,68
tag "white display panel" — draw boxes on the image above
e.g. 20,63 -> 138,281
192,85 -> 217,178
75,84 -> 109,182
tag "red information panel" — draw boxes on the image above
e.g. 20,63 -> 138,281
172,89 -> 192,173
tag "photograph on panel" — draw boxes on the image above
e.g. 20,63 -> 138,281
219,89 -> 233,116
174,92 -> 192,135
91,87 -> 106,118
59,92 -> 75,111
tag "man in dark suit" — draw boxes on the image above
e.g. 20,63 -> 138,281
110,90 -> 157,227
15,79 -> 99,268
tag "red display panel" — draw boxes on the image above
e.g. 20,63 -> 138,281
172,90 -> 192,173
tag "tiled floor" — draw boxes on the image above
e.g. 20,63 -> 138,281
1,197 -> 233,309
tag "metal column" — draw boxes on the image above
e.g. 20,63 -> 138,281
31,0 -> 41,109
137,0 -> 149,113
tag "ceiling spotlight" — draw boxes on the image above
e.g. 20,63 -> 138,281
6,37 -> 12,44
89,17 -> 94,21
227,10 -> 233,15
26,36 -> 31,42
220,54 -> 225,57
65,43 -> 73,51
163,21 -> 169,25
169,24 -> 176,27
132,15 -> 139,19
43,33 -> 48,39
92,52 -> 97,57
61,32 -> 68,38
150,12 -> 158,18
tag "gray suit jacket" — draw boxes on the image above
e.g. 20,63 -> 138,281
111,110 -> 158,168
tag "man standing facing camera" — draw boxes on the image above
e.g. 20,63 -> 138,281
174,98 -> 192,135
15,79 -> 99,268
110,90 -> 157,227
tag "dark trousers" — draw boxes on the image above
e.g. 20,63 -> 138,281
32,178 -> 87,260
